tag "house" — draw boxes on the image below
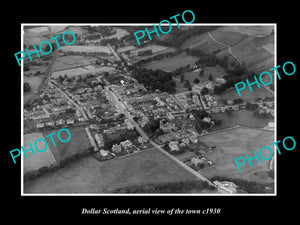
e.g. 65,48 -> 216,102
160,121 -> 176,133
189,135 -> 198,143
191,157 -> 205,167
111,144 -> 122,153
202,117 -> 211,123
99,149 -> 109,157
95,133 -> 104,147
45,121 -> 54,127
66,118 -> 74,125
120,140 -> 133,149
137,136 -> 147,144
181,138 -> 190,145
36,123 -> 44,129
168,141 -> 180,152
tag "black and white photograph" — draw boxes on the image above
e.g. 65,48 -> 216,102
3,4 -> 298,221
21,24 -> 276,195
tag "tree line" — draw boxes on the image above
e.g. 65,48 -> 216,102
112,180 -> 215,193
24,147 -> 94,182
211,176 -> 274,193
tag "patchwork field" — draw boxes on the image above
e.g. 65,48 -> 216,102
210,109 -> 273,131
23,133 -> 57,174
41,126 -> 92,163
199,126 -> 274,183
181,26 -> 275,73
143,53 -> 198,72
24,148 -> 199,193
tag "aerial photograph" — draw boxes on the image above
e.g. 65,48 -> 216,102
22,24 -> 275,194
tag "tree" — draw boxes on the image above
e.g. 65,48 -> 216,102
199,68 -> 204,76
24,83 -> 31,93
24,64 -> 30,71
201,87 -> 209,95
208,74 -> 214,81
180,74 -> 185,82
194,78 -> 200,84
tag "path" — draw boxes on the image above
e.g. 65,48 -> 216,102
207,32 -> 242,65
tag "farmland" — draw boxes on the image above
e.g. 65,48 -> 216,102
52,55 -> 97,71
61,45 -> 112,54
143,52 -> 198,72
24,148 -> 199,193
23,133 -> 57,174
181,26 -> 274,73
198,126 -> 274,184
41,126 -> 92,163
210,109 -> 273,131
51,65 -> 115,78
23,76 -> 43,104
220,85 -> 274,102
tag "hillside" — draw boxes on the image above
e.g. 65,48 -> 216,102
181,26 -> 275,73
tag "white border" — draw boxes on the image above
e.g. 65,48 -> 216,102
21,23 -> 277,196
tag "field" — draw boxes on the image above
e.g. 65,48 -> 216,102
181,65 -> 225,83
51,65 -> 115,78
61,45 -> 112,54
181,26 -> 274,73
41,126 -> 92,163
143,53 -> 198,72
198,126 -> 274,184
24,148 -> 199,193
220,85 -> 274,102
53,55 -> 97,71
23,133 -> 57,173
130,46 -> 177,63
23,76 -> 43,104
209,109 -> 273,131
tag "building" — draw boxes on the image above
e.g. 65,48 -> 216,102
191,157 -> 205,167
120,140 -> 133,149
95,133 -> 104,148
111,144 -> 122,153
168,141 -> 180,152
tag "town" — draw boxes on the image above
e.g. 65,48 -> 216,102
23,25 -> 275,194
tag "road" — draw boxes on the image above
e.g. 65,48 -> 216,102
207,31 -> 242,65
107,43 -> 121,61
105,86 -> 216,186
51,81 -> 89,121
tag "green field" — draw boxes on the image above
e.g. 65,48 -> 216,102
130,46 -> 177,63
198,126 -> 274,184
181,26 -> 274,73
210,109 -> 273,131
24,148 -> 199,193
23,133 -> 57,174
143,53 -> 198,72
53,55 -> 97,71
220,85 -> 274,102
41,126 -> 92,163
